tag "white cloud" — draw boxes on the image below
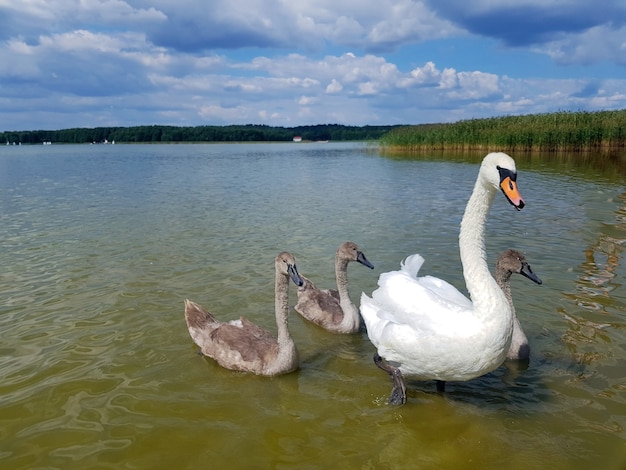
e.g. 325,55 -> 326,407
298,95 -> 317,105
258,109 -> 281,120
439,68 -> 459,90
453,71 -> 500,100
0,1 -> 625,130
538,24 -> 626,66
366,0 -> 462,47
198,104 -> 249,122
326,79 -> 343,93
408,61 -> 442,86
357,82 -> 378,95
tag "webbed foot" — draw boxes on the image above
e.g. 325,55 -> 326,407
374,353 -> 407,406
388,369 -> 407,405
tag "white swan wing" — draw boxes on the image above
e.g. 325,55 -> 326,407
360,254 -> 481,351
369,254 -> 472,321
360,290 -> 483,379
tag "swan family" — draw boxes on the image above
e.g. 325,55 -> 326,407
184,152 -> 542,405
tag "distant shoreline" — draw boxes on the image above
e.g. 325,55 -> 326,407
0,124 -> 399,146
4,109 -> 626,154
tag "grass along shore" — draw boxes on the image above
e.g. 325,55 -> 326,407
381,110 -> 626,153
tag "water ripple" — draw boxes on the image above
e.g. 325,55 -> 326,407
1,143 -> 625,469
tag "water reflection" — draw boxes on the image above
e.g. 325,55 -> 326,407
578,191 -> 625,307
561,191 -> 626,368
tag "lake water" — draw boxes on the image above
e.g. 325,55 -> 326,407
1,142 -> 625,469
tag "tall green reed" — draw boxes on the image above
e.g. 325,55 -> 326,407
381,110 -> 626,153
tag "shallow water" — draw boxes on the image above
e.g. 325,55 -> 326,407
1,142 -> 625,469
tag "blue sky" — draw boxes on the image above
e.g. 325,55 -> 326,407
1,0 -> 625,131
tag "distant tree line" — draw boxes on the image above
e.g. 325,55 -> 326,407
1,124 -> 401,145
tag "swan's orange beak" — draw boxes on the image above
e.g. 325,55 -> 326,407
500,176 -> 525,210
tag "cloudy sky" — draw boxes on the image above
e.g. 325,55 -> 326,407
1,0 -> 625,131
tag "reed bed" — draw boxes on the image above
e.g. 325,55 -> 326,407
381,110 -> 626,153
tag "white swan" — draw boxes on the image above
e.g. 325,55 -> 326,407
360,152 -> 526,405
294,241 -> 374,334
495,249 -> 542,361
184,252 -> 303,376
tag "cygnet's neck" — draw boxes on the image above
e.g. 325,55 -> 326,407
335,257 -> 359,331
274,270 -> 293,346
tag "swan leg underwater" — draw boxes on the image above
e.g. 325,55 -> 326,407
360,152 -> 530,405
184,252 -> 304,377
294,241 -> 374,334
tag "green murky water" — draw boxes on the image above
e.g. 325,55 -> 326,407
1,143 -> 624,469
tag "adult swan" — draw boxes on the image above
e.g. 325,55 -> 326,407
360,152 -> 525,405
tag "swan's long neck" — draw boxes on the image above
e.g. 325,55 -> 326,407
459,179 -> 510,320
335,257 -> 359,330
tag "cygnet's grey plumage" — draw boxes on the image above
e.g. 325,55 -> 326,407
294,241 -> 374,334
184,252 -> 303,376
495,249 -> 542,361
